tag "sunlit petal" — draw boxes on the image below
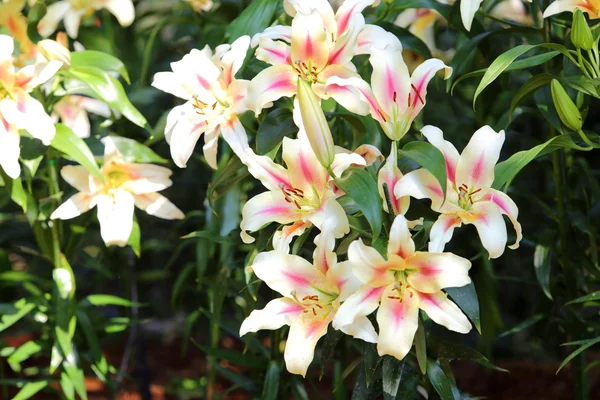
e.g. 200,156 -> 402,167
406,252 -> 472,293
418,291 -> 472,333
333,284 -> 384,330
387,215 -> 416,260
455,125 -> 505,189
240,191 -> 298,243
134,192 -> 184,220
428,213 -> 462,253
240,297 -> 304,335
394,168 -> 445,211
376,285 -> 419,360
347,239 -> 395,287
95,190 -> 135,247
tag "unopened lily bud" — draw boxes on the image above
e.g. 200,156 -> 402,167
551,79 -> 583,131
296,78 -> 335,169
38,39 -> 71,66
571,10 -> 594,51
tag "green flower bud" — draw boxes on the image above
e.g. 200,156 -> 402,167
571,10 -> 594,51
551,79 -> 583,131
296,78 -> 335,169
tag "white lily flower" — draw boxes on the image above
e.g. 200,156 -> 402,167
152,36 -> 252,169
51,137 -> 184,247
52,96 -> 111,138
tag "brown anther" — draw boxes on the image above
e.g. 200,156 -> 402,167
469,197 -> 473,205
377,108 -> 387,122
303,310 -> 309,313
393,91 -> 397,102
399,282 -> 403,286
312,308 -> 317,316
302,62 -> 309,69
388,296 -> 401,299
331,32 -> 335,42
409,292 -> 413,298
408,93 -> 411,107
295,188 -> 304,195
411,84 -> 425,105
302,296 -> 310,301
311,296 -> 319,300
315,304 -> 323,309
293,200 -> 301,210
406,284 -> 411,289
471,188 -> 482,195
212,102 -> 217,110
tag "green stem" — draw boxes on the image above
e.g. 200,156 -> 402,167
577,48 -> 593,79
47,154 -> 62,269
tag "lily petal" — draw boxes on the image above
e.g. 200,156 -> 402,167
394,168 -> 445,211
378,146 -> 409,215
282,134 -> 328,195
50,192 -> 93,220
239,149 -> 292,191
376,285 -> 419,360
246,64 -> 298,116
290,10 -> 329,71
418,291 -> 472,333
339,315 -> 378,343
220,35 -> 250,87
95,190 -> 135,247
273,221 -> 311,253
285,315 -> 331,377
317,64 -> 370,115
326,260 -> 361,301
370,46 -> 410,116
542,0 -> 587,17
306,195 -> 350,239
240,297 -> 304,335
481,188 -> 522,250
60,165 -> 95,193
0,117 -> 20,179
37,1 -> 70,37
165,103 -> 207,168
333,284 -> 385,329
104,0 -> 135,27
347,239 -> 395,287
455,125 -> 505,190
240,191 -> 298,244
134,192 -> 184,220
251,25 -> 292,47
467,202 -> 508,259
460,0 -> 484,31
428,213 -> 462,253
421,125 -> 460,185
255,37 -> 291,66
119,164 -> 174,194
406,252 -> 472,293
0,92 -> 55,145
313,219 -> 337,274
63,9 -> 84,39
387,215 -> 416,259
356,24 -> 402,54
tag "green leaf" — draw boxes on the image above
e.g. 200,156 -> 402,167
431,342 -> 508,372
508,73 -> 554,122
399,141 -> 447,202
191,340 -> 266,369
382,356 -> 405,400
378,22 -> 432,59
415,318 -> 427,375
426,359 -> 457,400
256,108 -> 298,155
497,313 -> 544,338
12,381 -> 48,400
333,167 -> 383,240
473,44 -> 536,109
70,50 -> 130,84
0,298 -> 36,332
82,294 -> 140,307
261,361 -> 281,400
68,66 -> 148,129
93,136 -> 168,164
128,218 -> 141,257
566,291 -> 600,305
180,231 -> 235,244
445,283 -> 481,333
51,124 -> 103,182
76,309 -> 109,381
7,341 -> 43,373
226,0 -> 281,42
557,337 -> 600,373
0,169 -> 28,211
534,231 -> 554,300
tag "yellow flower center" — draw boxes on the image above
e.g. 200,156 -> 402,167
69,0 -> 96,15
292,60 -> 319,84
278,184 -> 321,211
457,183 -> 482,211
101,165 -> 131,194
191,94 -> 230,124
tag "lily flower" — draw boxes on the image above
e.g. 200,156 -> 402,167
246,0 -> 401,117
394,125 -> 522,259
0,35 -> 62,178
52,95 -> 111,138
378,144 -> 410,216
51,137 -> 184,247
184,0 -> 213,13
238,125 -> 366,251
461,0 -> 532,30
543,0 -> 600,18
152,36 -> 251,169
240,222 -> 376,377
326,46 -> 451,141
395,8 -> 454,63
333,215 -> 472,361
0,0 -> 32,51
38,0 -> 135,38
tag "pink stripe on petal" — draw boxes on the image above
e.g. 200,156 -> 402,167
426,184 -> 443,197
281,269 -> 310,287
266,79 -> 296,92
278,303 -> 304,315
471,154 -> 485,183
487,193 -> 511,215
257,206 -> 291,215
385,66 -> 396,103
419,293 -> 440,309
196,74 -> 212,91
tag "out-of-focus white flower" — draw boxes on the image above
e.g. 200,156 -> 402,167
0,35 -> 62,178
38,0 -> 135,38
184,0 -> 212,13
152,35 -> 252,169
51,137 -> 184,247
52,96 -> 111,138
543,0 -> 598,18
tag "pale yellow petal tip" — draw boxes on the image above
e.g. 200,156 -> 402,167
241,231 -> 256,244
443,66 -> 453,80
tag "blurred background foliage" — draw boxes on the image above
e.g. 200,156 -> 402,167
0,0 -> 599,399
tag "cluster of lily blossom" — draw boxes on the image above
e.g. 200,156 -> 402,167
0,0 -> 584,377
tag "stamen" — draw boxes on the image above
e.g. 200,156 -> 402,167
315,304 -> 323,309
411,84 -> 425,105
293,200 -> 301,210
409,292 -> 413,298
393,91 -> 397,102
312,308 -> 317,316
377,108 -> 387,122
470,188 -> 482,195
388,296 -> 401,299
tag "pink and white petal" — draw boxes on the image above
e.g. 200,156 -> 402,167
16,61 -> 62,91
481,188 -> 522,249
63,9 -> 84,39
246,64 -> 297,116
347,239 -> 395,287
104,0 -> 135,27
59,104 -> 90,139
239,297 -> 303,335
50,192 -> 93,220
394,168 -> 445,212
370,46 -> 410,115
0,35 -> 15,62
0,93 -> 55,145
282,135 -> 328,195
0,118 -> 21,179
250,25 -> 293,47
167,108 -> 207,168
460,0 -> 484,31
542,0 -> 585,17
220,35 -> 250,86
290,10 -> 329,71
421,125 -> 460,185
219,118 -> 250,161
326,260 -> 361,301
227,79 -> 250,115
353,144 -> 383,166
238,148 -> 291,191
313,220 -> 337,274
306,195 -> 349,239
339,315 -> 378,343
328,12 -> 364,65
251,250 -> 327,298
428,213 -> 462,253
323,75 -> 383,123
133,192 -> 184,220
120,163 -> 174,194
332,284 -> 385,329
273,221 -> 311,253
377,286 -> 419,360
455,126 -> 505,189
408,59 -> 452,122
60,165 -> 95,193
335,0 -> 376,36
406,252 -> 472,293
202,128 -> 219,169
284,315 -> 331,377
378,146 -> 409,215
37,1 -> 70,37
152,72 -> 192,101
330,151 -> 366,180
284,0 -> 336,34
357,24 -> 402,55
240,191 -> 299,243
171,49 -> 221,98
79,97 -> 111,118
316,65 -> 370,115
418,291 -> 472,333
387,215 -> 416,259
467,202 -> 508,259
255,37 -> 291,66
96,190 -> 135,247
